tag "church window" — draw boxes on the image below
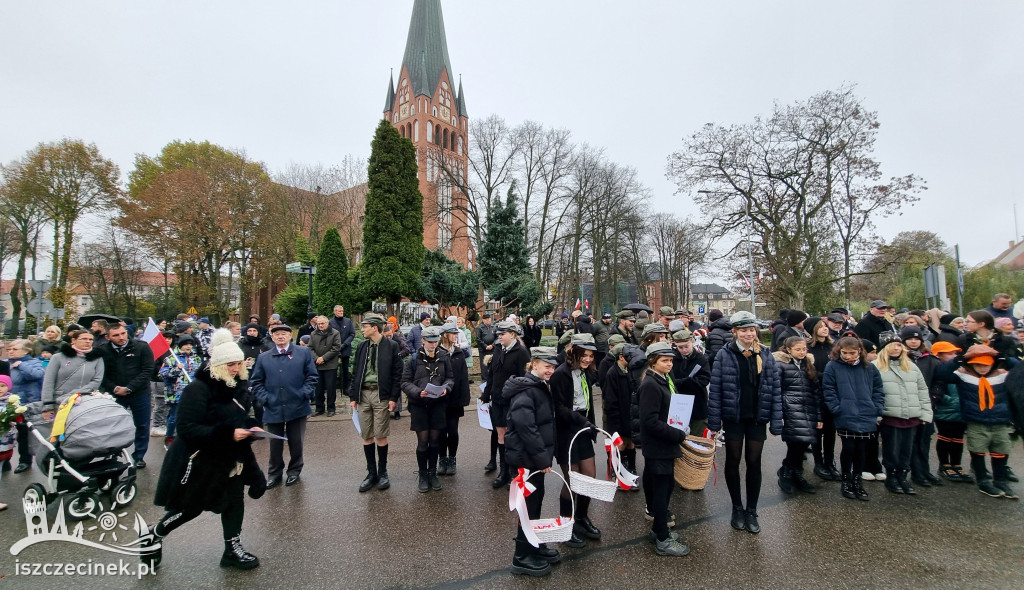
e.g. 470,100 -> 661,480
414,121 -> 419,141
443,129 -> 449,150
457,136 -> 463,155
433,106 -> 438,117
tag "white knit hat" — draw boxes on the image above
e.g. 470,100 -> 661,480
207,328 -> 245,367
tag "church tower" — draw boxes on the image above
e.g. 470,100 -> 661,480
383,0 -> 473,268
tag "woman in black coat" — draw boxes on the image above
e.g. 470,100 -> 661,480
144,329 -> 266,570
603,344 -> 636,474
549,333 -> 600,548
773,337 -> 821,495
438,323 -> 470,476
806,318 -> 840,481
638,342 -> 690,557
523,317 -> 543,349
400,326 -> 454,493
239,322 -> 268,423
504,346 -> 561,577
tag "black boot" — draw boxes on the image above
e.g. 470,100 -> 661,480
360,445 -> 378,492
376,444 -> 390,490
744,508 -> 761,534
428,468 -> 442,491
485,431 -> 498,472
813,461 -> 833,481
418,472 -> 429,493
139,525 -> 163,569
792,466 -> 817,493
854,473 -> 870,501
562,496 -> 585,547
841,471 -> 857,499
575,496 -> 600,539
993,456 -> 1019,499
897,469 -> 916,495
730,505 -> 746,530
447,457 -> 457,476
511,533 -> 552,577
884,469 -> 904,494
220,537 -> 260,570
492,446 -> 510,488
827,462 -> 843,481
972,453 -> 1003,497
536,543 -> 561,564
437,456 -> 450,476
777,464 -> 796,494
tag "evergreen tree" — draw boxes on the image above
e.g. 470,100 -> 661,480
360,119 -> 425,312
313,227 -> 349,315
421,249 -> 480,318
479,183 -> 530,290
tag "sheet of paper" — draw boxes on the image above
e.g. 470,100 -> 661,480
477,399 -> 493,431
479,382 -> 487,394
667,394 -> 695,433
425,383 -> 448,398
248,428 -> 288,440
688,364 -> 702,378
352,410 -> 362,435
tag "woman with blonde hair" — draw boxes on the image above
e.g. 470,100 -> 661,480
873,332 -> 931,494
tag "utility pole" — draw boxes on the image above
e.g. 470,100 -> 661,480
745,201 -> 757,320
954,244 -> 964,317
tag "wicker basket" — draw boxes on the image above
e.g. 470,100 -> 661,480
568,427 -> 622,502
523,470 -> 575,544
674,435 -> 716,490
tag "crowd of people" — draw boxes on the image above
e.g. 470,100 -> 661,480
2,295 -> 1024,576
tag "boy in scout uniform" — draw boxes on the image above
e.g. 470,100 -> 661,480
349,312 -> 404,492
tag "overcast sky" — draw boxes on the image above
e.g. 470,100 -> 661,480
2,0 -> 1022,276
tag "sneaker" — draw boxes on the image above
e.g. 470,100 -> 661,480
654,537 -> 690,557
150,427 -> 166,437
994,481 -> 1019,499
874,472 -> 887,482
649,530 -> 680,543
978,480 -> 1006,498
952,465 -> 974,483
861,472 -> 876,481
1006,466 -> 1020,483
643,505 -> 676,527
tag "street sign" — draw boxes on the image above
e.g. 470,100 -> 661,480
28,279 -> 53,294
27,298 -> 54,316
285,262 -> 302,273
186,307 -> 198,315
697,306 -> 705,314
50,308 -> 66,320
755,302 -> 768,307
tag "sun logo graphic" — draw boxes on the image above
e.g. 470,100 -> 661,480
10,496 -> 160,557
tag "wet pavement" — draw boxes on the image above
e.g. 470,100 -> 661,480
2,391 -> 1024,589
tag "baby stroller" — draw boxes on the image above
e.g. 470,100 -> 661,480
22,392 -> 139,521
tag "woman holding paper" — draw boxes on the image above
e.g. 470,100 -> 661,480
638,342 -> 691,557
144,329 -> 267,571
550,333 -> 601,548
401,326 -> 454,493
437,323 -> 470,476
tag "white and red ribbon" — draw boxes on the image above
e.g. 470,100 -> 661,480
604,431 -> 639,490
509,468 -> 542,547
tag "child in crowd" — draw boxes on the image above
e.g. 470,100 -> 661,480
874,333 -> 931,495
0,376 -> 16,477
774,336 -> 821,494
823,336 -> 884,501
158,335 -> 202,450
936,345 -> 1017,498
929,342 -> 972,482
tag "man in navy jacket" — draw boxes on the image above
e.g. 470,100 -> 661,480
251,324 -> 319,488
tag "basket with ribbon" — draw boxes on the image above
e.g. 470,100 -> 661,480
509,468 -> 574,546
568,427 -> 639,502
673,432 -> 720,490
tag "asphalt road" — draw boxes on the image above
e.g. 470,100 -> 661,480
2,390 -> 1023,589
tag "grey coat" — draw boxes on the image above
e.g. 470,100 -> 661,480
32,344 -> 106,417
309,327 -> 342,371
874,359 -> 932,422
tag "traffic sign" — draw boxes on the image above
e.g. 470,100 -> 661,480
755,302 -> 768,307
186,307 -> 198,315
28,279 -> 53,294
286,262 -> 302,273
697,306 -> 705,314
50,308 -> 66,320
27,298 -> 54,315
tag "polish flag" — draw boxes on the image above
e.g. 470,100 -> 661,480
740,273 -> 751,288
574,298 -> 581,310
142,317 -> 170,359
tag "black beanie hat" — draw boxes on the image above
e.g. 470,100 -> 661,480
939,313 -> 959,326
708,309 -> 724,322
899,326 -> 923,342
861,339 -> 878,354
803,316 -> 822,333
787,309 -> 809,327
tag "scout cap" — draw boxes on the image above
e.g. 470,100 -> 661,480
641,322 -> 669,338
730,311 -> 757,328
360,312 -> 386,327
608,334 -> 625,347
672,328 -> 694,342
609,343 -> 626,358
422,326 -> 442,342
615,310 -> 635,320
558,329 -> 575,346
668,319 -> 688,333
675,308 -> 689,316
645,341 -> 675,358
441,322 -> 459,334
571,333 -> 597,351
531,346 -> 559,364
659,306 -> 675,316
495,320 -> 518,334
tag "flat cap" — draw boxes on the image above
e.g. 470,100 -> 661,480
571,333 -> 597,351
730,311 -> 757,328
270,323 -> 293,333
422,326 -> 443,342
672,329 -> 693,341
558,329 -> 575,345
870,300 -> 888,309
615,310 -> 635,320
530,346 -> 559,364
659,306 -> 675,316
360,312 -> 386,327
608,334 -> 625,347
641,323 -> 669,338
495,320 -> 518,334
646,341 -> 676,358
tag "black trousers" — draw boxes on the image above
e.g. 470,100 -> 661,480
644,467 -> 674,542
911,421 -> 935,478
864,430 -> 883,473
157,478 -> 245,540
16,421 -> 32,463
338,356 -> 351,394
315,369 -> 338,413
839,435 -> 869,475
785,441 -> 811,470
880,424 -> 916,472
812,408 -> 837,465
267,416 -> 307,479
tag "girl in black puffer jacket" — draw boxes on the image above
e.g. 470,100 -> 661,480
774,337 -> 822,495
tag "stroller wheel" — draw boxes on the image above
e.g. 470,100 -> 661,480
112,482 -> 138,507
67,492 -> 102,521
23,483 -> 47,505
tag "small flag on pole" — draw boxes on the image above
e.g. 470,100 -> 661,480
574,298 -> 581,310
142,317 -> 171,360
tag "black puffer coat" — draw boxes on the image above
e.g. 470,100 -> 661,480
480,341 -> 530,405
622,345 -> 648,444
936,324 -> 963,345
504,373 -> 557,471
401,348 -> 454,409
704,318 -> 733,371
155,366 -> 264,513
550,362 -> 597,464
708,344 -> 783,433
603,362 -> 632,437
773,352 -> 821,443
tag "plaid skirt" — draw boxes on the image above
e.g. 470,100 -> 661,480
837,428 -> 876,440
